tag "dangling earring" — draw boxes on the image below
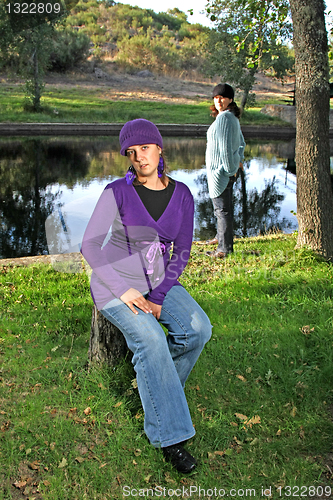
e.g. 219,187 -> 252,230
158,155 -> 164,178
125,165 -> 136,185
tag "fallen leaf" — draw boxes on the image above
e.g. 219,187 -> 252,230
300,325 -> 314,335
249,438 -> 259,446
235,413 -> 248,421
276,429 -> 282,436
99,463 -> 107,468
236,374 -> 247,382
246,415 -> 261,426
75,456 -> 85,463
290,406 -> 297,417
13,480 -> 27,489
58,458 -> 68,468
84,407 -> 92,415
114,402 -> 122,408
43,480 -> 51,487
131,378 -> 138,389
23,486 -> 32,496
29,461 -> 40,470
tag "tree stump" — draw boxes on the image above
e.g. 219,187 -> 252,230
89,305 -> 131,366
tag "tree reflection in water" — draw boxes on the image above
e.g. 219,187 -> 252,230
0,138 -> 90,258
194,163 -> 295,241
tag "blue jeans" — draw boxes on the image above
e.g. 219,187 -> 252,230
212,177 -> 235,254
101,285 -> 212,448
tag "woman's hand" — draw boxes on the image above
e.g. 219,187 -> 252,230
120,288 -> 153,315
147,300 -> 162,320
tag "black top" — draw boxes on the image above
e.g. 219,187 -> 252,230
134,179 -> 176,222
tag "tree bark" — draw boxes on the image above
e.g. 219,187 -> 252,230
240,66 -> 257,112
289,0 -> 333,261
33,49 -> 41,112
89,305 -> 131,366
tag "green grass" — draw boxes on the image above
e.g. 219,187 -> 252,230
1,234 -> 333,499
0,83 -> 290,126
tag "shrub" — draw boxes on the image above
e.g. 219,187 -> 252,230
49,29 -> 91,71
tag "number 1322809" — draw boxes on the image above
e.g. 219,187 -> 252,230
6,3 -> 61,14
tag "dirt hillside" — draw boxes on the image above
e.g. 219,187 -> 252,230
43,66 -> 294,105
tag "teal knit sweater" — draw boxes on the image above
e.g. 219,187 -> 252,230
205,110 -> 245,199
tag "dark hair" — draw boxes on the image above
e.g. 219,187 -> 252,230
131,151 -> 171,187
210,100 -> 241,119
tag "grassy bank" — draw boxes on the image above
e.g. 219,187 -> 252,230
0,83 -> 289,126
1,234 -> 333,499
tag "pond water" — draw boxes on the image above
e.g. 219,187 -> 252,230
0,135 -> 329,259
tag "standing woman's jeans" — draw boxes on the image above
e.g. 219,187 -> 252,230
212,177 -> 235,254
101,285 -> 212,448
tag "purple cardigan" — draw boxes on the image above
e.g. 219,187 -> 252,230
81,177 -> 194,310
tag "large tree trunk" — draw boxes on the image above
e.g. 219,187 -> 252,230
289,0 -> 333,261
89,306 -> 131,366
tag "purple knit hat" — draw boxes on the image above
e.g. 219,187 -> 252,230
119,119 -> 163,156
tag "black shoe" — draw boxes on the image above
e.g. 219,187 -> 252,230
162,443 -> 197,474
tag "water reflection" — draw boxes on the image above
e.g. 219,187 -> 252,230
194,168 -> 293,241
0,136 -> 303,259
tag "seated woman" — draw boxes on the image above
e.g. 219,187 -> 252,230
81,119 -> 212,474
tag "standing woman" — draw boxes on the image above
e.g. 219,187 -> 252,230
81,119 -> 211,474
205,83 -> 246,258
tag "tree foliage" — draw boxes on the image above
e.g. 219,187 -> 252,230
0,0 -> 91,108
49,28 -> 90,71
205,0 -> 294,108
0,0 -> 67,110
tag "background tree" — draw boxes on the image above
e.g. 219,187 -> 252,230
0,0 -> 80,110
205,0 -> 293,109
289,0 -> 333,260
